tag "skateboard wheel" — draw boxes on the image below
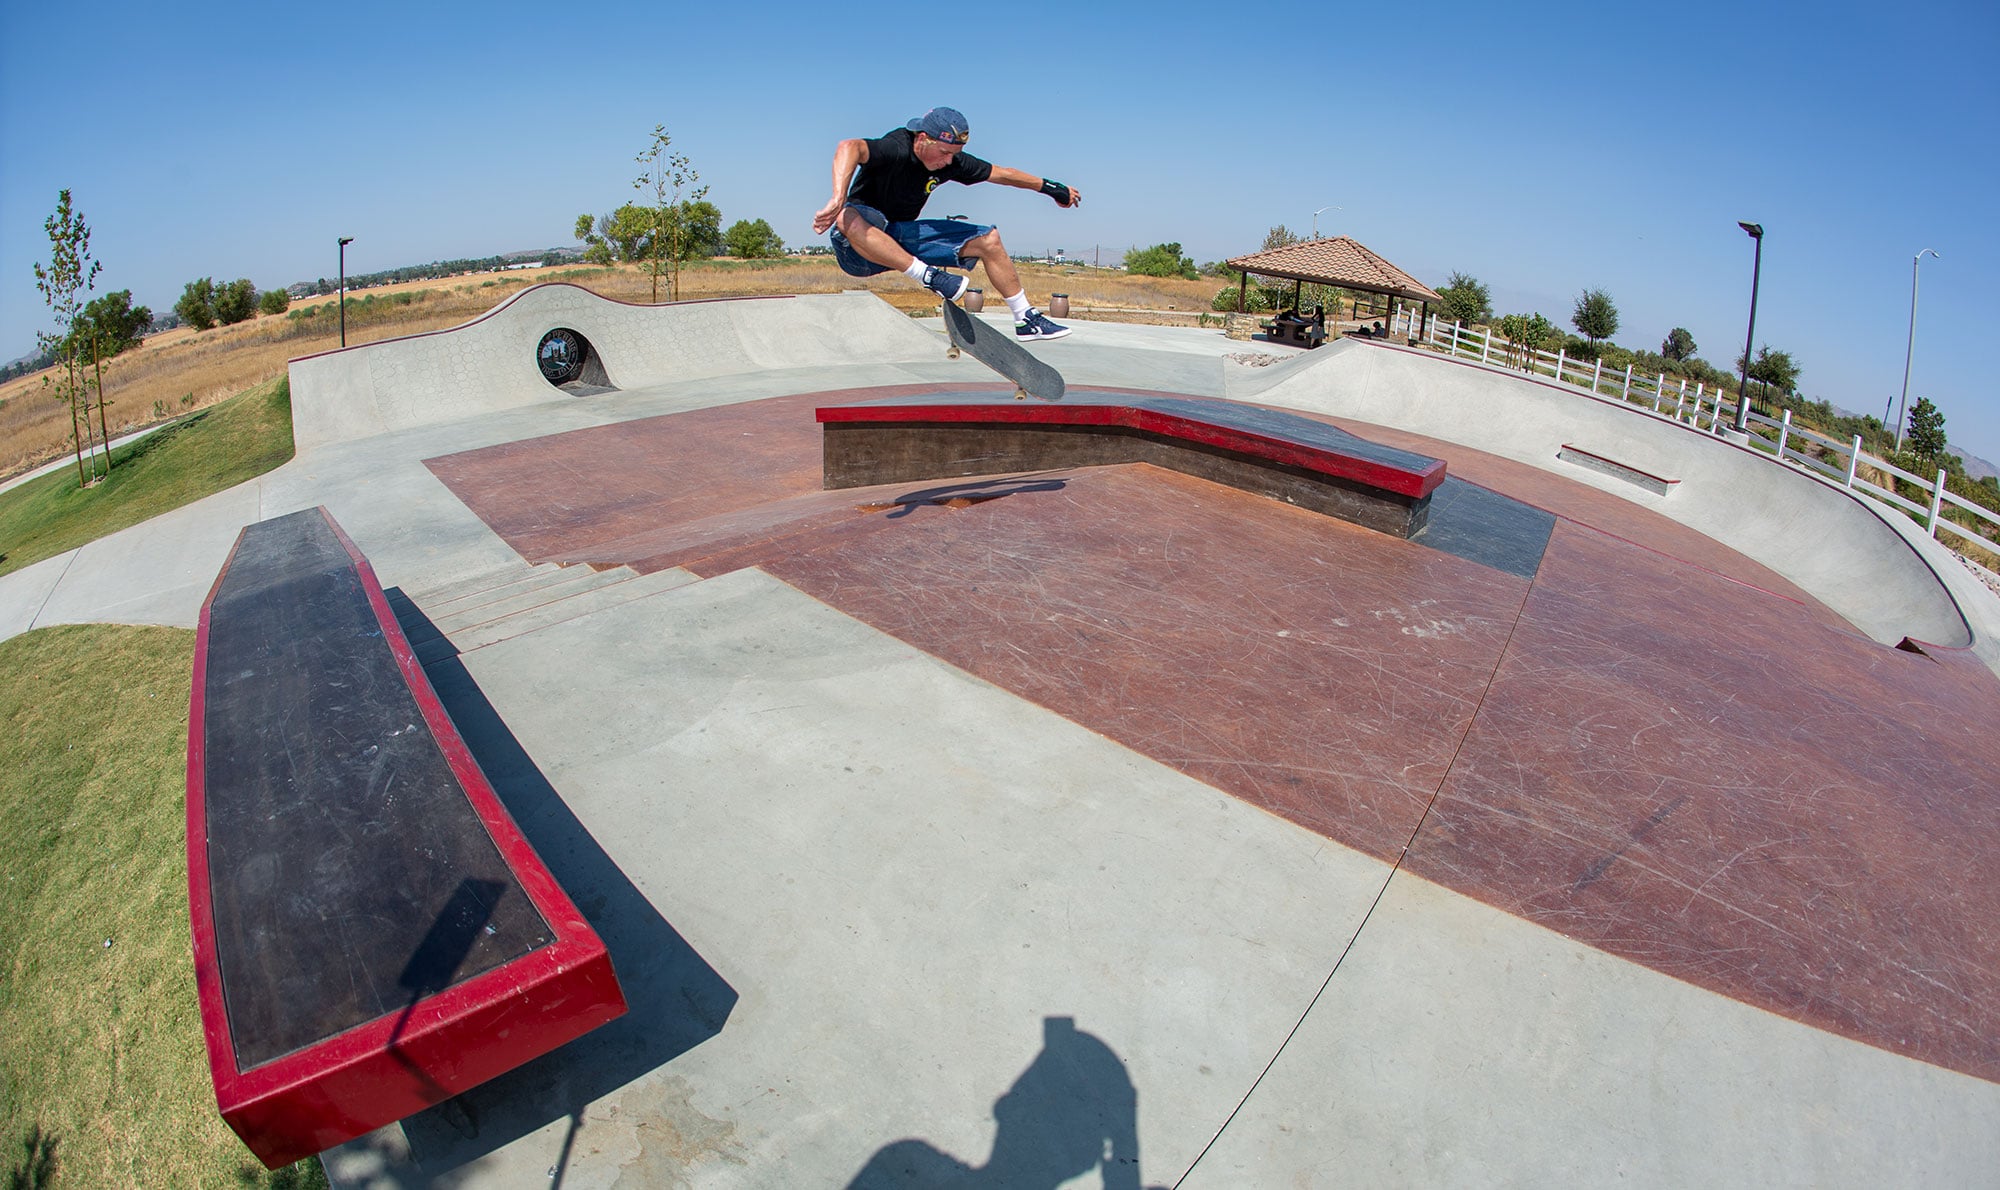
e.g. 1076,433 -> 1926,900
946,347 -> 960,360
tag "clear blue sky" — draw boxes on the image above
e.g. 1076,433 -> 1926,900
5,0 -> 1997,463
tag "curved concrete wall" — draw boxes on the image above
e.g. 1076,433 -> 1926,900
1255,340 -> 1999,666
287,285 -> 940,453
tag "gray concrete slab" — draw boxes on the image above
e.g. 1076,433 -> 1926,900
0,548 -> 77,639
354,567 -> 1392,1186
1180,871 -> 2000,1186
30,480 -> 263,630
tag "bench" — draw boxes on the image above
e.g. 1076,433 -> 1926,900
188,507 -> 626,1168
817,391 -> 1445,538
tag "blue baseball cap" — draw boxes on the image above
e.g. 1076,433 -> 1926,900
906,106 -> 970,145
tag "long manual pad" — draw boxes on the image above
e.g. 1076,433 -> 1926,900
942,302 -> 1065,402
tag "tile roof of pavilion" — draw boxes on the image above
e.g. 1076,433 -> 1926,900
1225,237 -> 1443,304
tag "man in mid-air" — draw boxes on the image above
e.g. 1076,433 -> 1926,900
811,106 -> 1082,341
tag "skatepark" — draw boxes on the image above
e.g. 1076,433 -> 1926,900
4,284 -> 1997,1186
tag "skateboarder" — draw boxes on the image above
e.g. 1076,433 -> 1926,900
811,106 -> 1082,341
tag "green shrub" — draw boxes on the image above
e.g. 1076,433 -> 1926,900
1212,285 -> 1270,312
1125,242 -> 1198,279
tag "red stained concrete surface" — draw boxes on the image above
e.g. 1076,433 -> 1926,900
427,386 -> 2000,1084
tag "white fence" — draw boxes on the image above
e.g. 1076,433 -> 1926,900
1383,314 -> 2000,583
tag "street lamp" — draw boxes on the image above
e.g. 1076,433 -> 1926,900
1894,248 -> 1940,453
1312,205 -> 1341,239
338,236 -> 354,347
1732,221 -> 1763,432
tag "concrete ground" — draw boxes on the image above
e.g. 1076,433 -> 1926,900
7,289 -> 1997,1187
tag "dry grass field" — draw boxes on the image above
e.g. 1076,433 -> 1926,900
1,258 -> 1225,481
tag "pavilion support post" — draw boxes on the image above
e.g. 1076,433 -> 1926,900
1237,270 -> 1247,314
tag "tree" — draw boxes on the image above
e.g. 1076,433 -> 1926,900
32,189 -> 103,484
597,205 -> 656,261
634,124 -> 709,302
1261,225 -> 1302,252
258,288 -> 291,316
77,289 -> 151,462
668,199 -> 723,260
79,290 -> 151,358
724,217 -> 785,259
1571,287 -> 1619,344
1498,312 -> 1555,370
1907,397 -> 1947,467
1736,345 -> 1800,407
574,213 -> 613,265
1661,327 -> 1696,361
212,278 -> 258,325
1124,242 -> 1198,279
176,277 -> 217,330
1436,271 -> 1492,326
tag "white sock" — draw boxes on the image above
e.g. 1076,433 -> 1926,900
1005,291 -> 1032,321
904,260 -> 930,282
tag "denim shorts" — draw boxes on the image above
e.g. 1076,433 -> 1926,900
831,203 -> 993,276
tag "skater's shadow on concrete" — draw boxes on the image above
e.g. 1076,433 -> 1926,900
376,593 -> 737,1173
871,475 -> 1069,519
848,1016 -> 1166,1190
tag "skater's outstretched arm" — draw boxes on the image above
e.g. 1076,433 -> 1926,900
986,166 -> 1082,208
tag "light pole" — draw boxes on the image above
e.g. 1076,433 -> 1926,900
338,236 -> 354,347
1312,205 -> 1341,239
1732,221 -> 1763,432
1894,248 -> 1940,453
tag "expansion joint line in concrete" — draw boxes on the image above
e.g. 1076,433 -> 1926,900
26,547 -> 84,633
1170,577 -> 1538,1188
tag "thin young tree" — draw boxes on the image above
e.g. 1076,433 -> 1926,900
634,125 -> 708,302
78,291 -> 150,467
32,190 -> 103,484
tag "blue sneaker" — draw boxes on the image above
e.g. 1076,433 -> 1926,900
921,265 -> 968,303
1016,309 -> 1071,341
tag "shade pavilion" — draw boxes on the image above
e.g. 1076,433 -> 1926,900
1226,237 -> 1443,339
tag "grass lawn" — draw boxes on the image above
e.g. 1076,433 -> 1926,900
0,376 -> 293,580
0,624 -> 325,1187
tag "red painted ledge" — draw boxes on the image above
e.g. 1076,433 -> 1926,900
816,391 -> 1446,500
188,507 -> 626,1168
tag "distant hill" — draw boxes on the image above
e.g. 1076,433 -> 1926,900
1962,451 -> 1997,482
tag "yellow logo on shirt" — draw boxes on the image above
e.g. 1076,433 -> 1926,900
925,178 -> 940,195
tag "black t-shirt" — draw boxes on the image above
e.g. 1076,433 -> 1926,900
847,128 -> 993,223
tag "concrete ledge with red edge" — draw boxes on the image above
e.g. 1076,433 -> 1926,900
187,506 -> 625,1168
817,389 -> 1448,538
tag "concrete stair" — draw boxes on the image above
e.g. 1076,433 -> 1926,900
393,560 -> 698,662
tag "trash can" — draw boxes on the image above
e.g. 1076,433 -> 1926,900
1050,293 -> 1070,318
965,288 -> 984,313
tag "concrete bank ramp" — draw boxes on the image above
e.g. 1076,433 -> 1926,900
288,286 -> 939,452
1252,339 -> 1996,663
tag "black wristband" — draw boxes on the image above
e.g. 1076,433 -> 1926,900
1040,178 -> 1073,206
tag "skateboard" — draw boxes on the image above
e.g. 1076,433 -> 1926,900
941,301 -> 1065,402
